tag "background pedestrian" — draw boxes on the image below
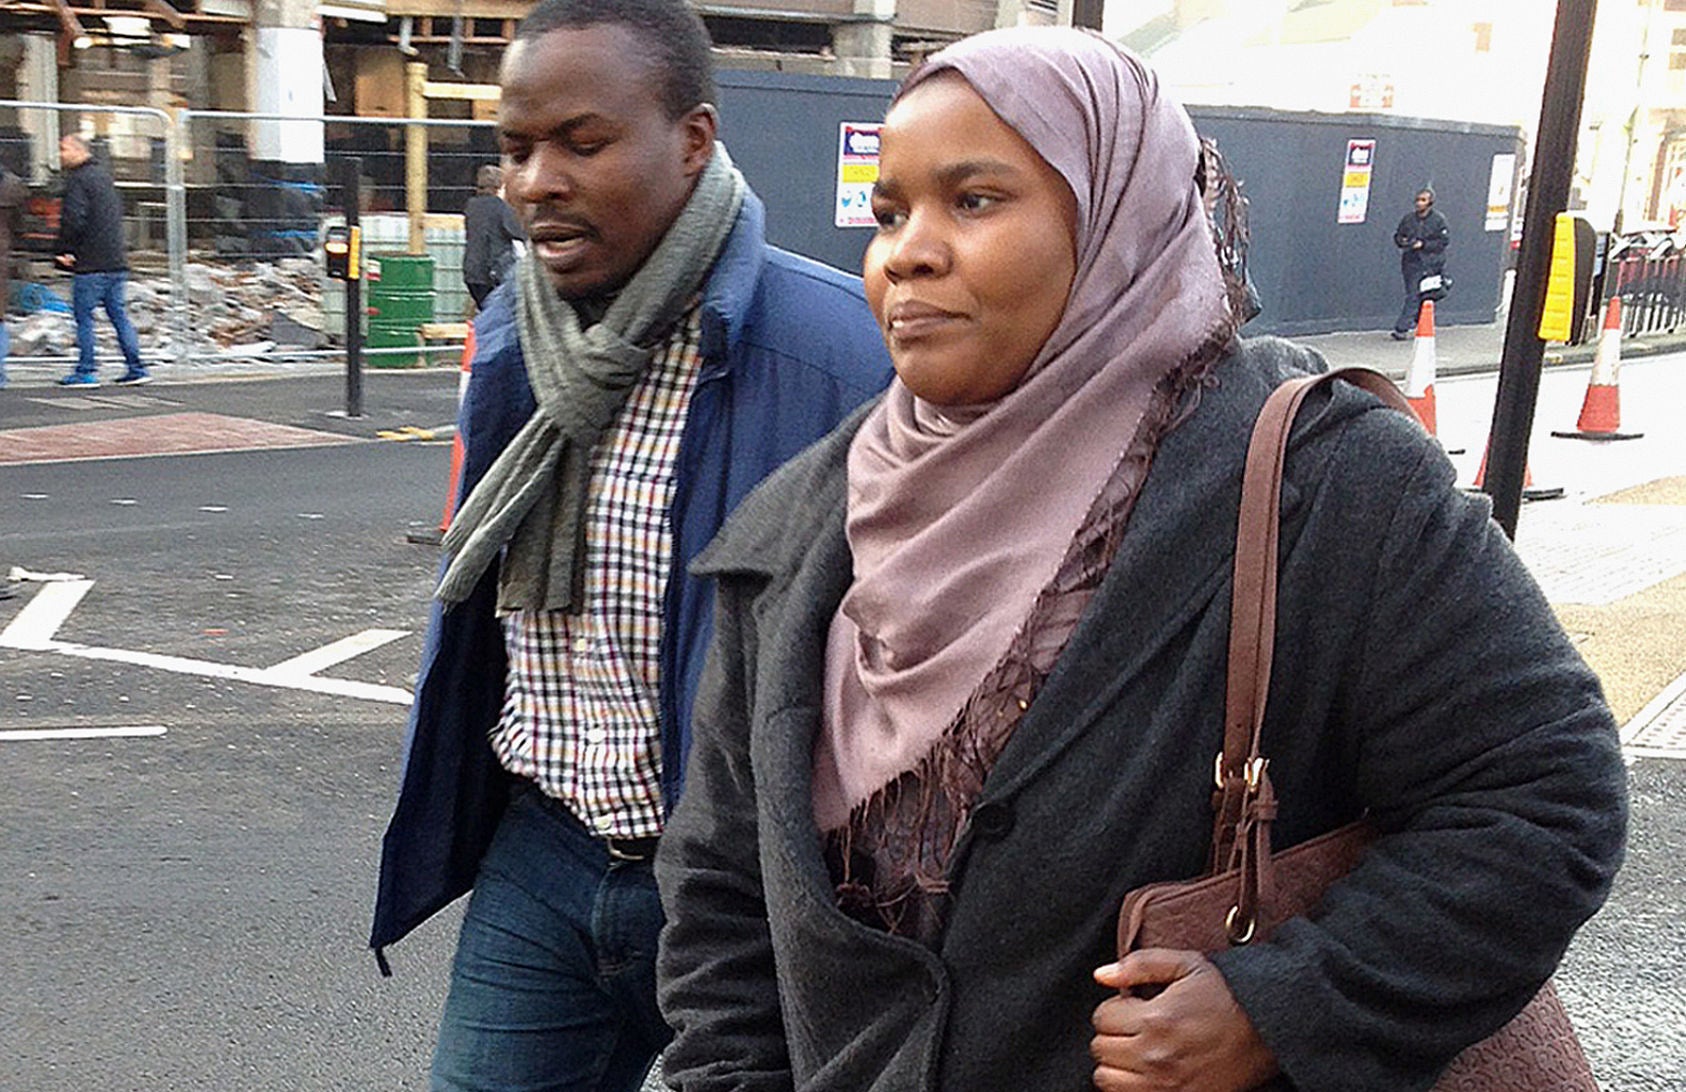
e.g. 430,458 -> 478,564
54,133 -> 147,387
1391,185 -> 1450,339
462,162 -> 523,310
0,159 -> 27,388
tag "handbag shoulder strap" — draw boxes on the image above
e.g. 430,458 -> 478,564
1210,367 -> 1419,878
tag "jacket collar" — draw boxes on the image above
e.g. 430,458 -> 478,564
696,186 -> 769,370
691,398 -> 876,583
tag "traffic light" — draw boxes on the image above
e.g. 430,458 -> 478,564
325,224 -> 361,280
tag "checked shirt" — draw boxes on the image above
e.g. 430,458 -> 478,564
489,306 -> 703,840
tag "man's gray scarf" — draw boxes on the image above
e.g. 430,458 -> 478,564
435,146 -> 746,612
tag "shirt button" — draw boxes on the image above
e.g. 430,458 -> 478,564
574,636 -> 592,654
593,815 -> 614,833
585,728 -> 607,746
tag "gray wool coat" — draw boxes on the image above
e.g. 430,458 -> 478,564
654,338 -> 1627,1092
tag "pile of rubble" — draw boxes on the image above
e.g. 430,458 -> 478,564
4,258 -> 334,364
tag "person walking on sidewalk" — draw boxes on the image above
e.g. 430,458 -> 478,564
55,133 -> 147,388
1390,186 -> 1449,340
369,1 -> 892,1089
462,163 -> 523,310
0,161 -> 26,390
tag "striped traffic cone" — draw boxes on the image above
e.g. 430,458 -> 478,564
1552,298 -> 1643,441
406,325 -> 475,546
1403,300 -> 1439,436
1471,443 -> 1565,502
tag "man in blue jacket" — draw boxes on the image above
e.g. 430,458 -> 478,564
55,134 -> 148,387
370,1 -> 891,1088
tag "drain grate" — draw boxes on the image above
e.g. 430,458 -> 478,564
1624,673 -> 1686,760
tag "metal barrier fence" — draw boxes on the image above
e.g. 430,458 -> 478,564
1600,253 -> 1686,339
1,99 -> 493,370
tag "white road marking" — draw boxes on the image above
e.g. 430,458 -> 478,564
269,628 -> 408,677
0,581 -> 413,706
7,565 -> 86,582
0,579 -> 95,649
40,641 -> 413,704
0,725 -> 167,742
199,506 -> 228,513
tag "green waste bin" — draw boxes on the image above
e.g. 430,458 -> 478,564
364,252 -> 435,368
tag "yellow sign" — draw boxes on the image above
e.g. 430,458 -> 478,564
1537,213 -> 1575,342
840,163 -> 879,185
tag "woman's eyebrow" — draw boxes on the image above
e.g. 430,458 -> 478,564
873,157 -> 1023,198
935,158 -> 1022,187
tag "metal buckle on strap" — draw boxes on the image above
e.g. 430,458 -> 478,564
1213,754 -> 1269,793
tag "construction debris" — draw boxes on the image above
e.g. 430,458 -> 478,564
4,258 -> 335,363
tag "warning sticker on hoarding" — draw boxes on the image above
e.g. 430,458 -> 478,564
836,122 -> 882,229
1486,153 -> 1517,231
1338,138 -> 1376,225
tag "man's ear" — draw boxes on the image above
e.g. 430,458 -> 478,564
680,105 -> 720,177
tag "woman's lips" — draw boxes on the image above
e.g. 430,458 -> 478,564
885,303 -> 965,341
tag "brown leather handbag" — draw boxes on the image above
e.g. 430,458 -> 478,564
1116,369 -> 1598,1090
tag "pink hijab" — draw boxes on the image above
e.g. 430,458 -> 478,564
813,27 -> 1234,831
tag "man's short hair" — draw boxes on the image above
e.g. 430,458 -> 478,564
476,163 -> 503,192
513,0 -> 716,120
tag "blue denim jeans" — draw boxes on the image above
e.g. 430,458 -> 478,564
0,320 -> 9,388
72,270 -> 143,376
430,786 -> 671,1092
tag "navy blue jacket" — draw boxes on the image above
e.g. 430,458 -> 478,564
370,193 -> 893,964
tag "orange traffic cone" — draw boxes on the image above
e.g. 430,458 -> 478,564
1471,443 -> 1565,502
1403,300 -> 1439,436
1552,298 -> 1643,441
407,325 -> 475,546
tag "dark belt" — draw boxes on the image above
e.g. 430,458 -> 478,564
604,835 -> 660,862
522,781 -> 660,863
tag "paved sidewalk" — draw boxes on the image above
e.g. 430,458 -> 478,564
1295,317 -> 1686,380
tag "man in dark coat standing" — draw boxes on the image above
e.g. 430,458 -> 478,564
1391,186 -> 1449,339
55,133 -> 147,387
461,163 -> 523,309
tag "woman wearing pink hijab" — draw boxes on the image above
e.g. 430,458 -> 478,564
656,27 -> 1623,1092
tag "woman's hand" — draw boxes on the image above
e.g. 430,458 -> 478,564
1090,949 -> 1279,1091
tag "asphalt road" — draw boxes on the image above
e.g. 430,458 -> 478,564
2,361 -> 1682,1090
2,430 -> 462,1090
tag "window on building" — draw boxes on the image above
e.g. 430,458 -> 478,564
1672,27 -> 1686,69
1473,22 -> 1493,52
